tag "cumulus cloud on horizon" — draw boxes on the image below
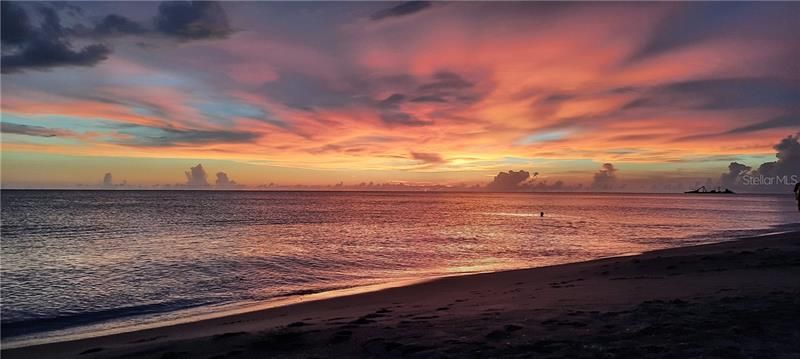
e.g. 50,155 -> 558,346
102,172 -> 113,186
184,164 -> 209,187
215,171 -> 237,187
182,164 -> 241,188
592,163 -> 618,190
719,133 -> 800,192
486,170 -> 535,192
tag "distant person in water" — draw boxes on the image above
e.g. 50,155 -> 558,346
540,212 -> 544,217
795,182 -> 800,212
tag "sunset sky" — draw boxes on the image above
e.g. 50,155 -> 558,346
1,1 -> 798,190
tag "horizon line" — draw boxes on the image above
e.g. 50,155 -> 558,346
0,188 -> 793,196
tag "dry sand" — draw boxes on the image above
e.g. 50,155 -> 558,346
4,231 -> 800,358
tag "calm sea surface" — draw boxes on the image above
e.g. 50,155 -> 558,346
2,190 -> 798,346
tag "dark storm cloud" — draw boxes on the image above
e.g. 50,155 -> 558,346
155,1 -> 233,40
1,40 -> 109,74
371,71 -> 485,126
37,6 -> 63,37
0,122 -> 78,138
1,1 -> 32,45
261,70 -> 479,128
718,134 -> 800,192
68,1 -> 234,41
410,151 -> 445,165
2,0 -> 237,61
754,134 -> 800,178
725,114 -> 800,135
486,170 -> 535,192
624,2 -> 798,65
115,125 -> 260,147
623,78 -> 800,112
93,14 -> 147,36
371,71 -> 483,127
185,164 -> 209,186
592,163 -> 618,190
2,121 -> 259,147
720,162 -> 751,188
371,1 -> 432,21
1,2 -> 110,74
625,3 -> 743,64
675,113 -> 800,142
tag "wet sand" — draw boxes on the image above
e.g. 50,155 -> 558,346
4,231 -> 800,358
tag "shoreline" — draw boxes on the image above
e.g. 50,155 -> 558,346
4,227 -> 783,350
0,276 -> 440,350
4,229 -> 799,358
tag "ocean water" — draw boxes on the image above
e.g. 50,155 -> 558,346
2,190 -> 798,347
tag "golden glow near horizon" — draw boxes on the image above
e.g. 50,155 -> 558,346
1,2 -> 798,189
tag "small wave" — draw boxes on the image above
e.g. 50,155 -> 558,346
1,299 -> 215,339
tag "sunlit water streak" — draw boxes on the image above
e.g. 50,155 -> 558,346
2,190 -> 798,347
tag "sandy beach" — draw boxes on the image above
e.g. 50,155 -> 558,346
4,230 -> 799,358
